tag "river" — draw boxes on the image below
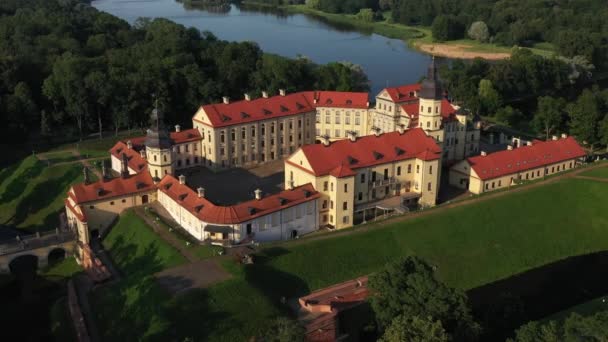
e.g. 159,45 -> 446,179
90,0 -> 431,95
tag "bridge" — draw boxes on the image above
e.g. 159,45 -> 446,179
0,229 -> 77,273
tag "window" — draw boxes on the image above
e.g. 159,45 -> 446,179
358,192 -> 363,201
397,166 -> 401,176
261,124 -> 265,135
355,113 -> 360,125
485,183 -> 489,190
323,181 -> 328,191
335,113 -> 340,124
345,112 -> 350,124
416,165 -> 420,174
492,182 -> 496,188
330,182 -> 334,191
342,216 -> 349,224
427,182 -> 431,191
89,205 -> 95,209
316,113 -> 320,123
251,126 -> 256,137
271,124 -> 275,134
498,180 -> 502,186
428,107 -> 431,113
330,215 -> 333,223
383,168 -> 389,180
343,202 -> 348,210
335,130 -> 340,137
154,155 -> 157,162
361,174 -> 366,183
322,200 -> 327,209
242,128 -> 246,139
325,114 -> 330,124
316,128 -> 321,136
280,123 -> 284,131
220,132 -> 225,143
110,201 -> 115,205
427,122 -> 430,128
407,164 -> 412,173
429,165 -> 433,174
122,199 -> 126,203
330,200 -> 334,209
344,184 -> 348,192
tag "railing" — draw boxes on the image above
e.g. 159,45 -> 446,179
369,177 -> 397,188
0,229 -> 76,256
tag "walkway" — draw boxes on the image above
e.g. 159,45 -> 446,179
133,205 -> 198,262
73,274 -> 101,342
35,149 -> 103,179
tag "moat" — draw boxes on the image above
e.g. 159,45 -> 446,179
91,0 -> 431,95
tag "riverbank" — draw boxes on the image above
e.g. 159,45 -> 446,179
241,2 -> 555,60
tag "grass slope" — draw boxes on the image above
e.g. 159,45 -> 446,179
580,164 -> 608,179
0,156 -> 86,232
251,178 -> 608,296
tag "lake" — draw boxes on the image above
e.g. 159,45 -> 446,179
90,0 -> 431,95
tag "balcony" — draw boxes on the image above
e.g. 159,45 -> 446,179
369,177 -> 397,188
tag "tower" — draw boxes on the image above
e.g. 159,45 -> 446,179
145,100 -> 174,181
418,58 -> 443,133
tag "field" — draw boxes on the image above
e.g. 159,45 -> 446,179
88,176 -> 608,341
0,156 -> 89,232
580,164 -> 608,179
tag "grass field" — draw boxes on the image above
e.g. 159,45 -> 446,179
580,164 -> 608,178
0,156 -> 88,232
88,176 -> 608,341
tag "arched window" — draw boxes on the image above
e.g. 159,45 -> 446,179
426,122 -> 430,128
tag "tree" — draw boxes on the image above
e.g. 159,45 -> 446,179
259,317 -> 305,342
509,321 -> 561,342
510,311 -> 608,342
468,21 -> 489,43
356,8 -> 375,22
600,116 -> 608,151
368,256 -> 480,340
432,15 -> 464,42
533,96 -> 566,139
379,315 -> 449,342
478,79 -> 502,115
496,106 -> 523,126
85,71 -> 113,139
567,89 -> 602,150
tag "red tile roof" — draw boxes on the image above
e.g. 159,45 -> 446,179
196,91 -> 369,128
65,198 -> 87,222
109,141 -> 147,173
382,84 -> 421,103
170,128 -> 202,144
400,98 -> 458,127
468,137 -> 586,181
329,164 -> 357,178
70,171 -> 156,204
158,175 -> 320,225
293,128 -> 441,177
304,91 -> 369,109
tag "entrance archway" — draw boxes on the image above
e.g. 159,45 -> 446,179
47,248 -> 66,266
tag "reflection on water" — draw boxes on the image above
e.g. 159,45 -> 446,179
91,0 -> 431,95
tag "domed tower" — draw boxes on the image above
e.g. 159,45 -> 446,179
418,57 -> 443,133
145,102 -> 174,181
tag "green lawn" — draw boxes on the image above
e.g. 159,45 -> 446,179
41,257 -> 83,279
143,207 -> 223,260
580,165 -> 608,179
0,156 -> 87,232
88,177 -> 608,341
44,151 -> 81,164
48,130 -> 143,158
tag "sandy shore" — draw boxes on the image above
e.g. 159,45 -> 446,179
416,43 -> 511,60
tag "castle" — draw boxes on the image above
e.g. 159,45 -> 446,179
65,60 -> 482,251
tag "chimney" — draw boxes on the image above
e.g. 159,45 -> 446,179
262,91 -> 269,98
561,133 -> 568,139
121,153 -> 129,178
140,149 -> 146,159
127,140 -> 133,149
321,135 -> 330,146
244,93 -> 251,101
373,127 -> 382,137
527,141 -> 533,146
222,96 -> 230,104
83,167 -> 90,185
279,89 -> 286,96
197,187 -> 205,198
175,125 -> 181,133
481,151 -> 487,157
101,161 -> 108,180
254,188 -> 262,200
347,130 -> 357,142
507,145 -> 513,150
178,174 -> 186,185
552,135 -> 558,141
397,124 -> 405,135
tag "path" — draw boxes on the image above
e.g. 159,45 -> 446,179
35,149 -> 104,179
73,274 -> 101,342
285,162 -> 608,246
133,205 -> 198,262
154,259 -> 232,294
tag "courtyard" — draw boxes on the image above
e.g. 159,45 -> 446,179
181,160 -> 285,205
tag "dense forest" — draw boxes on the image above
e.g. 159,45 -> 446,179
258,0 -> 608,69
0,0 -> 369,145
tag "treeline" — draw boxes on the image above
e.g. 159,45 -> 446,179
440,49 -> 608,150
267,0 -> 608,69
0,0 -> 369,144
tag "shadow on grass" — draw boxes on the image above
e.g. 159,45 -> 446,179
244,247 -> 310,315
468,251 -> 608,341
9,166 -> 80,227
93,232 -> 229,342
0,159 -> 44,205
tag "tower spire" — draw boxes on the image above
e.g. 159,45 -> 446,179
419,57 -> 442,100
